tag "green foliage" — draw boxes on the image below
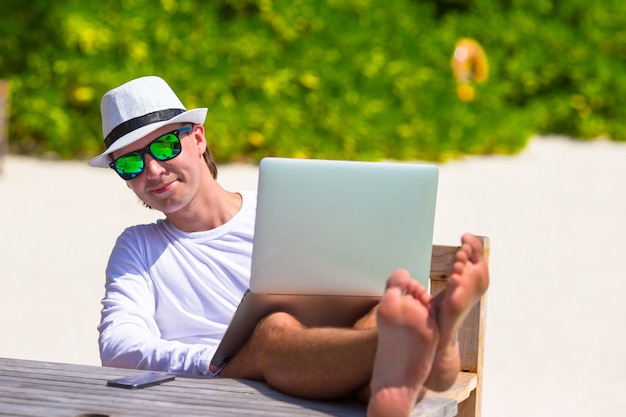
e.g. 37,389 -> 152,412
0,0 -> 624,163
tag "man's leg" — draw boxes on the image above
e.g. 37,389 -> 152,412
424,233 -> 490,391
220,311 -> 377,399
367,233 -> 490,416
221,268 -> 440,403
367,269 -> 438,417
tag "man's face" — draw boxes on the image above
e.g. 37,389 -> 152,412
111,123 -> 207,214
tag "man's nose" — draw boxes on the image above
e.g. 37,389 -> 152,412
143,153 -> 166,177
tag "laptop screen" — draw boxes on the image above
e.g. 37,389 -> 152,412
249,158 -> 438,296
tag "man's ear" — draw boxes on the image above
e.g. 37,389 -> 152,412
190,124 -> 207,156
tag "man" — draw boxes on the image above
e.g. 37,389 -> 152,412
90,76 -> 489,417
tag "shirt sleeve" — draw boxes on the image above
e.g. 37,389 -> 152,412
97,227 -> 215,376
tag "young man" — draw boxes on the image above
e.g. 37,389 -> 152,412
90,76 -> 489,417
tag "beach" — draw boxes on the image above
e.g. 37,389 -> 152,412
1,136 -> 624,416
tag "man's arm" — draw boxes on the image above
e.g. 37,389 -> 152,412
97,228 -> 220,376
98,313 -> 216,375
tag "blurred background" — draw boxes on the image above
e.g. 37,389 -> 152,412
1,2 -> 626,417
1,0 -> 625,164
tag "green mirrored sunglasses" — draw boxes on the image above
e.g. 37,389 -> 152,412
109,125 -> 192,180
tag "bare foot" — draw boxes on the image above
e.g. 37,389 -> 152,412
367,269 -> 438,417
425,233 -> 490,391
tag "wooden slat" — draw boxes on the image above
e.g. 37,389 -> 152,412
429,245 -> 459,280
426,372 -> 477,403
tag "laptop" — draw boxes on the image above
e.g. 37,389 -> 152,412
210,157 -> 438,368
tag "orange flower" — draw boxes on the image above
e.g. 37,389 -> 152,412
451,38 -> 488,101
452,38 -> 489,84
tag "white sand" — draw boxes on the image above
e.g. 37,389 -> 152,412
1,136 -> 624,416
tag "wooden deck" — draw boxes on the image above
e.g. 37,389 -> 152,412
0,357 -> 457,417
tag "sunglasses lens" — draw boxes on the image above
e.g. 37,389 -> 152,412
115,154 -> 143,180
150,133 -> 181,161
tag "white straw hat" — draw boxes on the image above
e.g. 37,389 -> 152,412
89,76 -> 207,168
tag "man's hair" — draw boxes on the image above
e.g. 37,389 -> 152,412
203,148 -> 218,179
197,123 -> 218,180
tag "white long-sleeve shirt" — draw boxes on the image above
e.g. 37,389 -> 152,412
98,190 -> 256,376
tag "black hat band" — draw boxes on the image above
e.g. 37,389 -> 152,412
104,108 -> 186,149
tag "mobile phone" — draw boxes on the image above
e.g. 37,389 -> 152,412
107,372 -> 175,389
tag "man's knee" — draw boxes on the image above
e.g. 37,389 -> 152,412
255,311 -> 303,341
222,312 -> 302,379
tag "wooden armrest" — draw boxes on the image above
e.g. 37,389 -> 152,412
426,372 -> 478,403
